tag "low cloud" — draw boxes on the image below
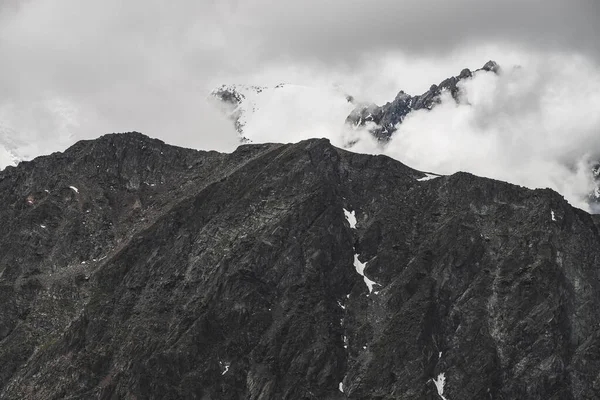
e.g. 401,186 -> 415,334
381,54 -> 600,210
227,49 -> 600,211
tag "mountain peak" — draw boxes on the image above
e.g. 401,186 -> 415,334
209,83 -> 356,143
482,60 -> 500,72
346,61 -> 501,140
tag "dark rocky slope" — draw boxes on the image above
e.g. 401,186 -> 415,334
1,132 -> 600,399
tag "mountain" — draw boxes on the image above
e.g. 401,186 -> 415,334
210,83 -> 355,143
345,61 -> 500,141
1,132 -> 600,399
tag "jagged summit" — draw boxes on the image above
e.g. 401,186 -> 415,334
482,60 -> 500,73
346,61 -> 500,140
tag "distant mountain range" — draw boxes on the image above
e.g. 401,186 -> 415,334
211,61 -> 500,143
211,61 -> 600,209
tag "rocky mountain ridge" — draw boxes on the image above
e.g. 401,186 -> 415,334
345,61 -> 500,140
1,132 -> 600,399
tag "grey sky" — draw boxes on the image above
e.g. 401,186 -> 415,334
234,0 -> 599,64
0,0 -> 598,156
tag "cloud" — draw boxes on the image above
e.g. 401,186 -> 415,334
223,48 -> 600,211
381,54 -> 600,210
0,0 -> 241,159
231,0 -> 600,64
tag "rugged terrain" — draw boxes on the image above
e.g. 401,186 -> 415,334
1,132 -> 600,399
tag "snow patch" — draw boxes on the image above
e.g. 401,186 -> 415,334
338,382 -> 344,393
432,373 -> 448,400
418,173 -> 441,181
354,254 -> 377,293
40,225 -> 46,229
551,210 -> 556,221
220,361 -> 230,375
69,186 -> 79,193
353,254 -> 367,275
343,208 -> 357,229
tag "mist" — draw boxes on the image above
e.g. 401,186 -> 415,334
383,54 -> 600,211
227,49 -> 600,211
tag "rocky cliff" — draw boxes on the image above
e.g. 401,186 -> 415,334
1,132 -> 599,399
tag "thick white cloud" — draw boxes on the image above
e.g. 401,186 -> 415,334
225,49 -> 600,211
382,54 -> 600,210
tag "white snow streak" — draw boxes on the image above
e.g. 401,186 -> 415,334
220,362 -> 230,375
353,254 -> 367,275
432,373 -> 448,400
353,254 -> 377,293
69,186 -> 79,193
343,208 -> 357,229
417,173 -> 441,181
338,382 -> 344,392
551,210 -> 556,221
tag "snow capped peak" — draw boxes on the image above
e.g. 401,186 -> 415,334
210,83 -> 355,143
210,83 -> 281,138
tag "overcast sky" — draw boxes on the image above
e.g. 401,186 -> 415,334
1,0 -> 600,209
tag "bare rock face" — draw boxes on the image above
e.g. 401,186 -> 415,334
1,132 -> 600,399
345,61 -> 500,141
